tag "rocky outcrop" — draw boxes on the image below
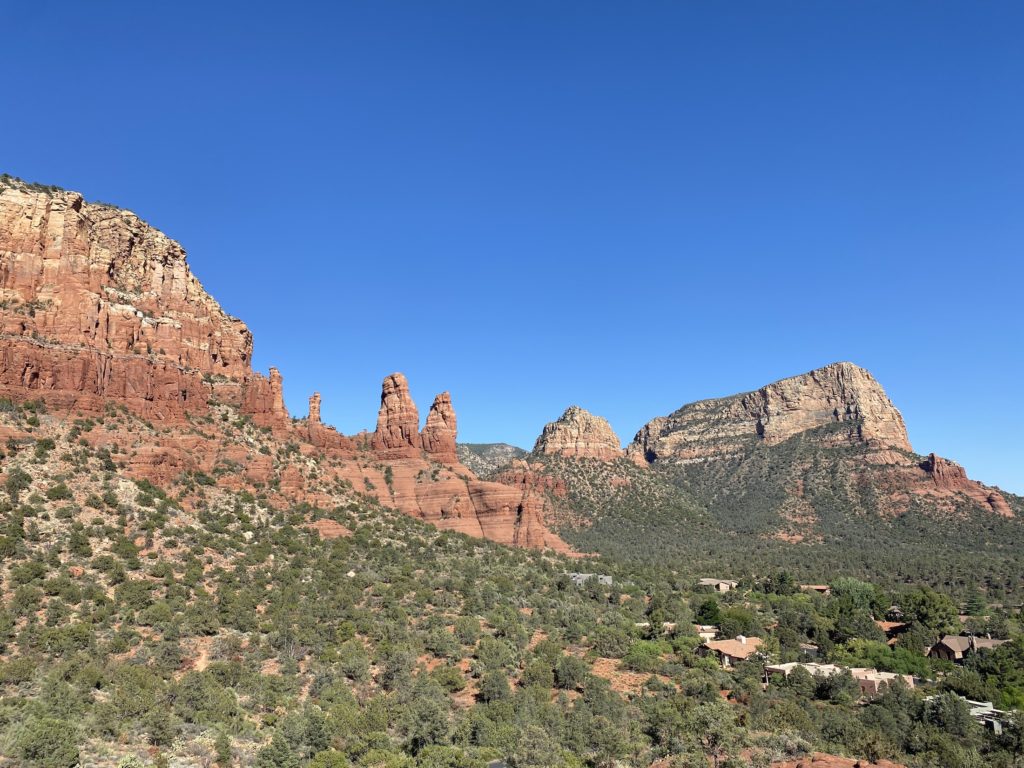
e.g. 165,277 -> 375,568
401,472 -> 571,552
0,181 -> 574,553
495,459 -> 568,498
241,367 -> 289,427
370,377 -> 461,463
616,361 -> 1013,523
421,391 -> 458,463
628,362 -> 911,465
919,453 -> 1012,517
306,392 -> 353,450
0,182 -> 254,420
372,373 -> 421,458
533,405 -> 623,460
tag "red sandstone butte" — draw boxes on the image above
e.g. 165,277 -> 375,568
0,181 -> 570,552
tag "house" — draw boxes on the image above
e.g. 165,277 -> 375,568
699,578 -> 739,593
799,642 -> 820,658
928,634 -> 1008,663
800,584 -> 832,596
925,695 -> 1009,735
701,635 -> 763,667
694,624 -> 719,641
765,662 -> 844,680
849,667 -> 915,696
765,662 -> 913,696
567,572 -> 613,587
886,605 -> 905,621
875,620 -> 909,646
964,699 -> 1009,735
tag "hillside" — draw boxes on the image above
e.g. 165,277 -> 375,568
0,178 -> 569,554
4,397 -> 1022,768
508,366 -> 1024,601
1,178 -> 1022,768
455,444 -> 528,478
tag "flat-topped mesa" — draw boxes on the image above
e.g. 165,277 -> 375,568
628,362 -> 911,465
372,372 -> 421,458
421,391 -> 458,463
0,183 -> 253,419
533,405 -> 623,461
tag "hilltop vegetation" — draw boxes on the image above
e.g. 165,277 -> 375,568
0,401 -> 1023,768
513,425 -> 1024,603
455,444 -> 528,478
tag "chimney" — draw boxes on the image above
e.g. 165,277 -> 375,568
737,635 -> 747,645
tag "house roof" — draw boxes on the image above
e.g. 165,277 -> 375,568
704,636 -> 763,660
875,621 -> 907,633
973,637 -> 1008,650
934,634 -> 1008,656
699,578 -> 738,586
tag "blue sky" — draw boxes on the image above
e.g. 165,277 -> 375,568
3,2 -> 1022,493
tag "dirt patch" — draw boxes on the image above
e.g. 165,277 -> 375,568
589,657 -> 674,696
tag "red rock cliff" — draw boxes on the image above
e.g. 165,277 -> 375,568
421,391 -> 458,463
0,182 -> 256,420
372,373 -> 421,458
0,180 -> 573,552
920,453 -> 1012,517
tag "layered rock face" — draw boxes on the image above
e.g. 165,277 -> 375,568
627,362 -> 911,465
363,376 -> 570,551
619,361 -> 1012,522
533,405 -> 623,460
920,453 -> 1012,517
421,392 -> 457,463
369,376 -> 461,463
241,367 -> 290,427
0,182 -> 259,420
372,373 -> 421,458
0,180 -> 572,552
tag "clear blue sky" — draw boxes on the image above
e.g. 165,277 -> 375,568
3,2 -> 1022,493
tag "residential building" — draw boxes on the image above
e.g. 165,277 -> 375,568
765,662 -> 844,680
567,572 -> 613,587
928,634 -> 1007,663
798,642 -> 820,658
875,620 -> 909,646
849,667 -> 915,696
925,695 -> 1009,735
699,578 -> 739,593
766,662 -> 913,696
800,584 -> 832,596
694,624 -> 719,641
701,635 -> 763,667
